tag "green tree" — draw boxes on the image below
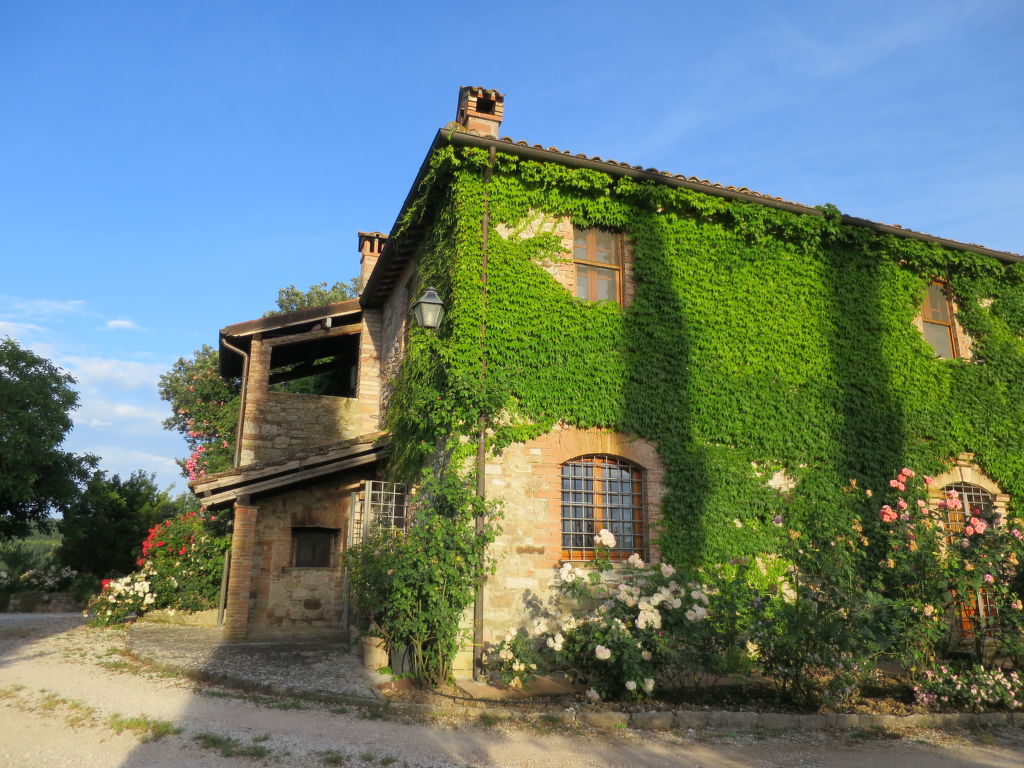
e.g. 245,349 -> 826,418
265,279 -> 360,316
160,280 -> 359,479
59,470 -> 197,578
158,345 -> 240,479
0,338 -> 92,540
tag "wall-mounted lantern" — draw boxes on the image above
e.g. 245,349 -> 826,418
412,287 -> 446,330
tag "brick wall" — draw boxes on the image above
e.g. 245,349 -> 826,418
379,261 -> 417,411
239,392 -> 363,466
246,477 -> 357,638
480,425 -> 665,641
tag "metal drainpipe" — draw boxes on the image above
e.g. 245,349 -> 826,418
220,337 -> 250,468
473,146 -> 496,679
214,337 -> 250,626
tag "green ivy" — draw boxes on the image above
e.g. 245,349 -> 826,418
384,142 -> 1024,570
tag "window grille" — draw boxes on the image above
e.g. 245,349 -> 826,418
342,479 -> 408,632
561,455 -> 645,560
348,480 -> 408,547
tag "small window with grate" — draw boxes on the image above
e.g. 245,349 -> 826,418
561,455 -> 645,560
292,527 -> 337,568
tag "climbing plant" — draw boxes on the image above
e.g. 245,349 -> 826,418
384,141 -> 1024,570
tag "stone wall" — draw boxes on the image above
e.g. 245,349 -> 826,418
379,260 -> 417,411
246,476 -> 358,638
242,392 -> 362,465
4,592 -> 82,613
480,425 -> 665,641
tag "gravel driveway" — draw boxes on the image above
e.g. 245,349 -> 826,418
3,613 -> 1024,768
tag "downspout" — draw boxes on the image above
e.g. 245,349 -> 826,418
220,337 -> 251,468
215,337 -> 250,626
473,145 -> 496,679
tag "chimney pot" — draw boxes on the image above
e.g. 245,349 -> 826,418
357,231 -> 388,290
456,86 -> 505,138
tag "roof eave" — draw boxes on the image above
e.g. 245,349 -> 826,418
360,129 -> 1023,308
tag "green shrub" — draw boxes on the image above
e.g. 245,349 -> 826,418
346,477 -> 497,688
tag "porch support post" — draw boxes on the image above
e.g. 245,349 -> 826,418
224,497 -> 258,642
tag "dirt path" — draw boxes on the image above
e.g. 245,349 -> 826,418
2,615 -> 1024,768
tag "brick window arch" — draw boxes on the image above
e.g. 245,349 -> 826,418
561,455 -> 645,560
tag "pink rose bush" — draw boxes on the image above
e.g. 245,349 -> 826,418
873,469 -> 1024,678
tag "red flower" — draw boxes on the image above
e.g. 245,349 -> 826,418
156,541 -> 165,547
101,579 -> 112,591
178,546 -> 187,555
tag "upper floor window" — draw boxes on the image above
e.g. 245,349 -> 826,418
922,281 -> 960,359
561,455 -> 644,560
573,229 -> 622,304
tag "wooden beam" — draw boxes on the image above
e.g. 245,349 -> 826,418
198,452 -> 381,506
191,434 -> 389,495
263,322 -> 361,348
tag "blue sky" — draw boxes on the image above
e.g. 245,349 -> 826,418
2,0 -> 1021,492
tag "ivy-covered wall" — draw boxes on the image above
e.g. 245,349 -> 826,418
384,142 -> 1024,570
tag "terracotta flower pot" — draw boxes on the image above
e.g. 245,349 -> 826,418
362,635 -> 389,671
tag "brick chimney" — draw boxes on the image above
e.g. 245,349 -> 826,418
456,86 -> 505,138
358,231 -> 388,289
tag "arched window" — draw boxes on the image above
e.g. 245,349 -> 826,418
942,482 -> 997,638
561,455 -> 645,560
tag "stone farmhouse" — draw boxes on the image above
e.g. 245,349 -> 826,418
191,87 -> 1024,673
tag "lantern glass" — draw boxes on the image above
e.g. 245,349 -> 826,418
412,288 -> 446,330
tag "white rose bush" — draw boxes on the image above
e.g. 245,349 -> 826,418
488,529 -> 757,701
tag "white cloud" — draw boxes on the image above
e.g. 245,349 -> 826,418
75,399 -> 166,429
104,319 -> 142,331
0,320 -> 47,338
0,296 -> 89,318
64,356 -> 166,390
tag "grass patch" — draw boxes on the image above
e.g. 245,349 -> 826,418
193,732 -> 272,758
476,713 -> 499,728
202,688 -> 310,711
319,751 -> 349,765
358,703 -> 391,721
107,713 -> 181,742
63,699 -> 99,728
0,684 -> 25,701
330,705 -> 349,715
99,659 -> 144,673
